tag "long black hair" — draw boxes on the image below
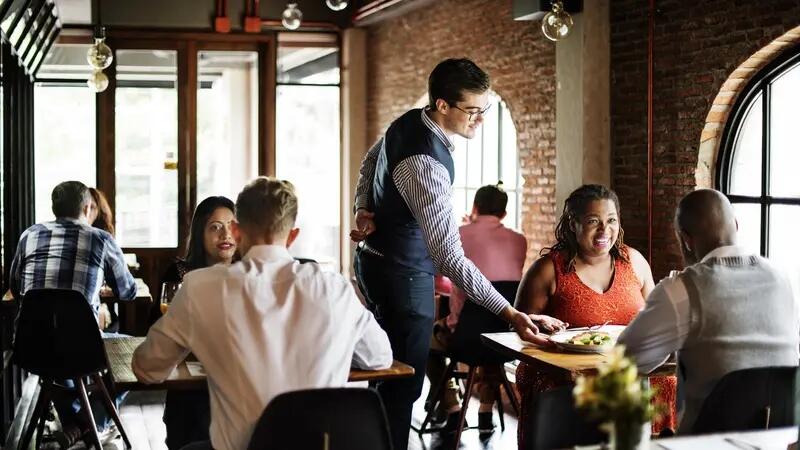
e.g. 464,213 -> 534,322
541,184 -> 628,269
183,196 -> 236,271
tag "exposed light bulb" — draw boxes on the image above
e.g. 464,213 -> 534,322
87,37 -> 113,69
87,70 -> 109,93
281,3 -> 303,30
326,0 -> 348,11
541,1 -> 573,41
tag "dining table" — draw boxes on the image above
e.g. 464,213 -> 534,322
480,331 -> 676,376
104,336 -> 415,391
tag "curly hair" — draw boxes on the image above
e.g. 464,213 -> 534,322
541,184 -> 627,270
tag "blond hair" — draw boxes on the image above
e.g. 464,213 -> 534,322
235,177 -> 298,237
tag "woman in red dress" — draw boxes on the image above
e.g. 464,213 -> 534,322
514,184 -> 676,448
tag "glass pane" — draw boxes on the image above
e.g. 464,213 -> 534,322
197,50 -> 259,201
769,62 -> 800,197
451,187 -> 468,223
732,203 -> 761,255
276,85 -> 340,267
500,101 -> 521,189
504,191 -> 519,231
768,205 -> 800,300
38,43 -> 94,80
729,93 -> 762,196
115,49 -> 178,248
277,46 -> 339,85
465,130 -> 483,187
33,85 -> 96,223
482,101 -> 499,183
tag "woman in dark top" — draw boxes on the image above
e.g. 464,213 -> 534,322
160,196 -> 237,450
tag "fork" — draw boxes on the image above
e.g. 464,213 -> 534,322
568,320 -> 611,332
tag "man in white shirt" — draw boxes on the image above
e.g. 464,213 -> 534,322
618,189 -> 799,433
132,177 -> 393,450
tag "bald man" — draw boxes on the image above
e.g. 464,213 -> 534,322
618,189 -> 799,433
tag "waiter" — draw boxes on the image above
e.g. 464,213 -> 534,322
351,58 -> 565,449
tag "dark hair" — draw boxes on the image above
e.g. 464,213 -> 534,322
473,182 -> 508,217
52,181 -> 90,219
89,188 -> 115,236
542,184 -> 628,269
184,196 -> 236,271
428,58 -> 490,109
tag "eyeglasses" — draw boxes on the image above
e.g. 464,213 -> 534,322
450,103 -> 492,121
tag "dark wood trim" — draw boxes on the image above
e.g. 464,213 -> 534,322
96,59 -> 116,215
107,29 -> 274,43
178,41 -> 196,253
195,41 -> 259,51
261,39 -> 276,176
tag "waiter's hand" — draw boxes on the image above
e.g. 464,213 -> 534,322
350,208 -> 376,243
98,303 -> 111,331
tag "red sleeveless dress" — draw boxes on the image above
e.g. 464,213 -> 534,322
515,248 -> 677,448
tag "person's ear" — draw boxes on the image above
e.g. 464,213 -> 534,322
679,231 -> 693,252
435,98 -> 450,115
231,221 -> 243,245
285,228 -> 300,248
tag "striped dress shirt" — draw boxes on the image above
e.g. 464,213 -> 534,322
9,218 -> 137,315
355,108 -> 509,315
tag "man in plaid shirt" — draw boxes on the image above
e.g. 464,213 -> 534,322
9,180 -> 136,446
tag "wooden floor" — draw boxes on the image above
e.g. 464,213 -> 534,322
113,379 -> 518,450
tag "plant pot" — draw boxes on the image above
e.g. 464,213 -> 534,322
607,420 -> 650,450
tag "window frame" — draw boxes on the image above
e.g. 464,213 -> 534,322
716,44 -> 800,256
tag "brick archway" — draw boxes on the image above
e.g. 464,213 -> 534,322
696,26 -> 800,188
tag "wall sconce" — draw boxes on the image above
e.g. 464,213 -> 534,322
86,26 -> 112,92
541,0 -> 573,41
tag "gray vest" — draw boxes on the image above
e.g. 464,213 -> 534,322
677,255 -> 799,433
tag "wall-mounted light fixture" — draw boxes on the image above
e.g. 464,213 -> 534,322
541,0 -> 573,41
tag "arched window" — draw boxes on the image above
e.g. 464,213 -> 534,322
717,47 -> 800,290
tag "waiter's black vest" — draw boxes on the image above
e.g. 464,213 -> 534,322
366,109 -> 455,274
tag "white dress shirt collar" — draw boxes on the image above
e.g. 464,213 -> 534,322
241,244 -> 294,263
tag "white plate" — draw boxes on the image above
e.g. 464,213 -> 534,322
548,325 -> 626,353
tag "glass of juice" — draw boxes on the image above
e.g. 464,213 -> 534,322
160,282 -> 181,315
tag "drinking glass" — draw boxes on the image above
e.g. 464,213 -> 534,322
160,281 -> 181,315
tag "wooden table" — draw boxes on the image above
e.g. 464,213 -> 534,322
480,332 -> 675,376
649,426 -> 796,449
105,337 -> 415,391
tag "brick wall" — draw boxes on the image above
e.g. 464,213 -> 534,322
365,0 -> 556,263
610,0 -> 800,278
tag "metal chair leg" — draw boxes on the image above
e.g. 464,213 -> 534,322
495,385 -> 506,431
501,372 -> 520,416
91,373 -> 132,449
20,378 -> 49,450
76,378 -> 102,450
452,366 -> 477,449
34,383 -> 51,449
416,360 -> 458,434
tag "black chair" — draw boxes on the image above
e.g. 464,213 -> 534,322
417,281 -> 521,447
690,365 -> 798,435
12,289 -> 131,450
246,387 -> 392,450
526,386 -> 605,450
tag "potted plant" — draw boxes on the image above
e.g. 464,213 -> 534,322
573,346 -> 659,450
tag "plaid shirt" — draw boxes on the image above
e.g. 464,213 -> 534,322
9,218 -> 137,315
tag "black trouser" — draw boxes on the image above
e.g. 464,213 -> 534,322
355,250 -> 434,450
